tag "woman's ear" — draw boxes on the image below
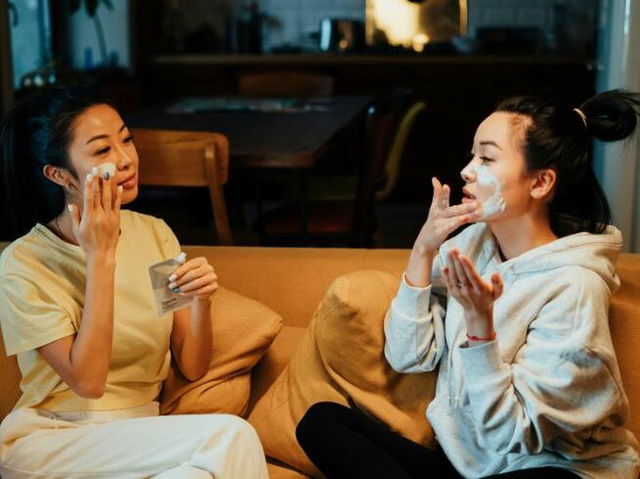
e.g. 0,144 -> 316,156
42,165 -> 73,189
530,168 -> 556,200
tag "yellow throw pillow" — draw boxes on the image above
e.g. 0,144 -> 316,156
248,270 -> 436,477
161,285 -> 283,416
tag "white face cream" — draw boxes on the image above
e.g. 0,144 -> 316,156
473,164 -> 506,221
92,162 -> 116,178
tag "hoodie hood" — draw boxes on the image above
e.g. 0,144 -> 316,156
498,225 -> 621,292
442,223 -> 622,293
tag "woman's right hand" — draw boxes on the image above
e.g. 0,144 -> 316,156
68,171 -> 122,261
414,177 -> 479,255
405,178 -> 479,287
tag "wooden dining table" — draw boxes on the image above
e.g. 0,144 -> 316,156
125,95 -> 372,242
125,95 -> 371,168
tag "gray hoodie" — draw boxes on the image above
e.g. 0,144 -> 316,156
384,222 -> 640,478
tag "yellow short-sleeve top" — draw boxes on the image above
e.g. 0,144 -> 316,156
0,210 -> 182,412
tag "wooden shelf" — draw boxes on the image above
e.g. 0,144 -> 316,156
148,53 -> 594,68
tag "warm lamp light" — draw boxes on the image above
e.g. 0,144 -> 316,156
412,33 -> 430,52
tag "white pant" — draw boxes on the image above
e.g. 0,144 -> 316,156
0,404 -> 268,479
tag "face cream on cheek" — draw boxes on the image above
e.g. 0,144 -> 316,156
92,162 -> 116,178
473,164 -> 506,220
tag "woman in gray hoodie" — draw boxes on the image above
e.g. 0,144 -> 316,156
296,90 -> 640,478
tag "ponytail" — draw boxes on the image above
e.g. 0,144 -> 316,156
495,89 -> 640,237
580,89 -> 640,141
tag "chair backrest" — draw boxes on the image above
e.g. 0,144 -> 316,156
238,71 -> 334,97
376,101 -> 426,201
360,89 -> 425,199
131,129 -> 233,245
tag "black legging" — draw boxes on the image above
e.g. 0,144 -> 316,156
296,402 -> 581,479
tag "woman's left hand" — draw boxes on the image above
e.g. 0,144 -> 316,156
168,257 -> 218,302
442,249 -> 503,337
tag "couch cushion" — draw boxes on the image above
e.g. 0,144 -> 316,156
609,253 -> 640,443
182,246 -> 408,329
0,330 -> 21,421
248,270 -> 436,477
249,326 -> 307,413
160,285 -> 282,415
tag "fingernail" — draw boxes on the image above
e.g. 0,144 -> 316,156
171,287 -> 181,293
92,166 -> 99,175
86,173 -> 93,182
118,185 -> 123,193
169,274 -> 177,282
67,204 -> 73,212
103,172 -> 110,180
168,282 -> 176,289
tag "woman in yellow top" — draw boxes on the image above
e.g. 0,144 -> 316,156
0,87 -> 268,479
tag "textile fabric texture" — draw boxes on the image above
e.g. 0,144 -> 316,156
161,286 -> 283,415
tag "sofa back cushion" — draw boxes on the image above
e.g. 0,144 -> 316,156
0,329 -> 20,420
248,270 -> 436,477
609,253 -> 640,442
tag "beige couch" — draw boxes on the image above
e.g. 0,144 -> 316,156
1,245 -> 639,478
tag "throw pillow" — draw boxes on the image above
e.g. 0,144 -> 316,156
248,270 -> 436,477
161,285 -> 283,416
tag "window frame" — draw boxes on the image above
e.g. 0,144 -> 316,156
1,0 -> 14,115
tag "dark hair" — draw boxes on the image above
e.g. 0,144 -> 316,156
495,89 -> 640,237
0,87 -> 111,238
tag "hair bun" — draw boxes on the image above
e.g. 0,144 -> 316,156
580,89 -> 640,142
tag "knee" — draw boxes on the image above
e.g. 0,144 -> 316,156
296,402 -> 346,446
215,414 -> 262,447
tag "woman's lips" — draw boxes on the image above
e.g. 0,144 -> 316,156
119,174 -> 137,189
462,188 -> 476,202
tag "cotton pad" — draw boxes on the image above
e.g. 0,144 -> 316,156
92,162 -> 116,178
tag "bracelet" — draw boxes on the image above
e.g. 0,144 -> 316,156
466,331 -> 497,341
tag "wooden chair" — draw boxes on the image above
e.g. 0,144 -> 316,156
131,129 -> 233,245
238,71 -> 334,97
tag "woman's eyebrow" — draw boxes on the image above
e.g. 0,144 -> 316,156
479,140 -> 502,150
85,124 -> 127,145
85,134 -> 108,145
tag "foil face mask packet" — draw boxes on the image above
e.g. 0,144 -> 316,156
148,252 -> 191,315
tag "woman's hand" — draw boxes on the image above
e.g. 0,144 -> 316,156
169,257 -> 218,302
442,249 -> 503,340
405,178 -> 480,287
69,171 -> 122,261
414,178 -> 479,254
